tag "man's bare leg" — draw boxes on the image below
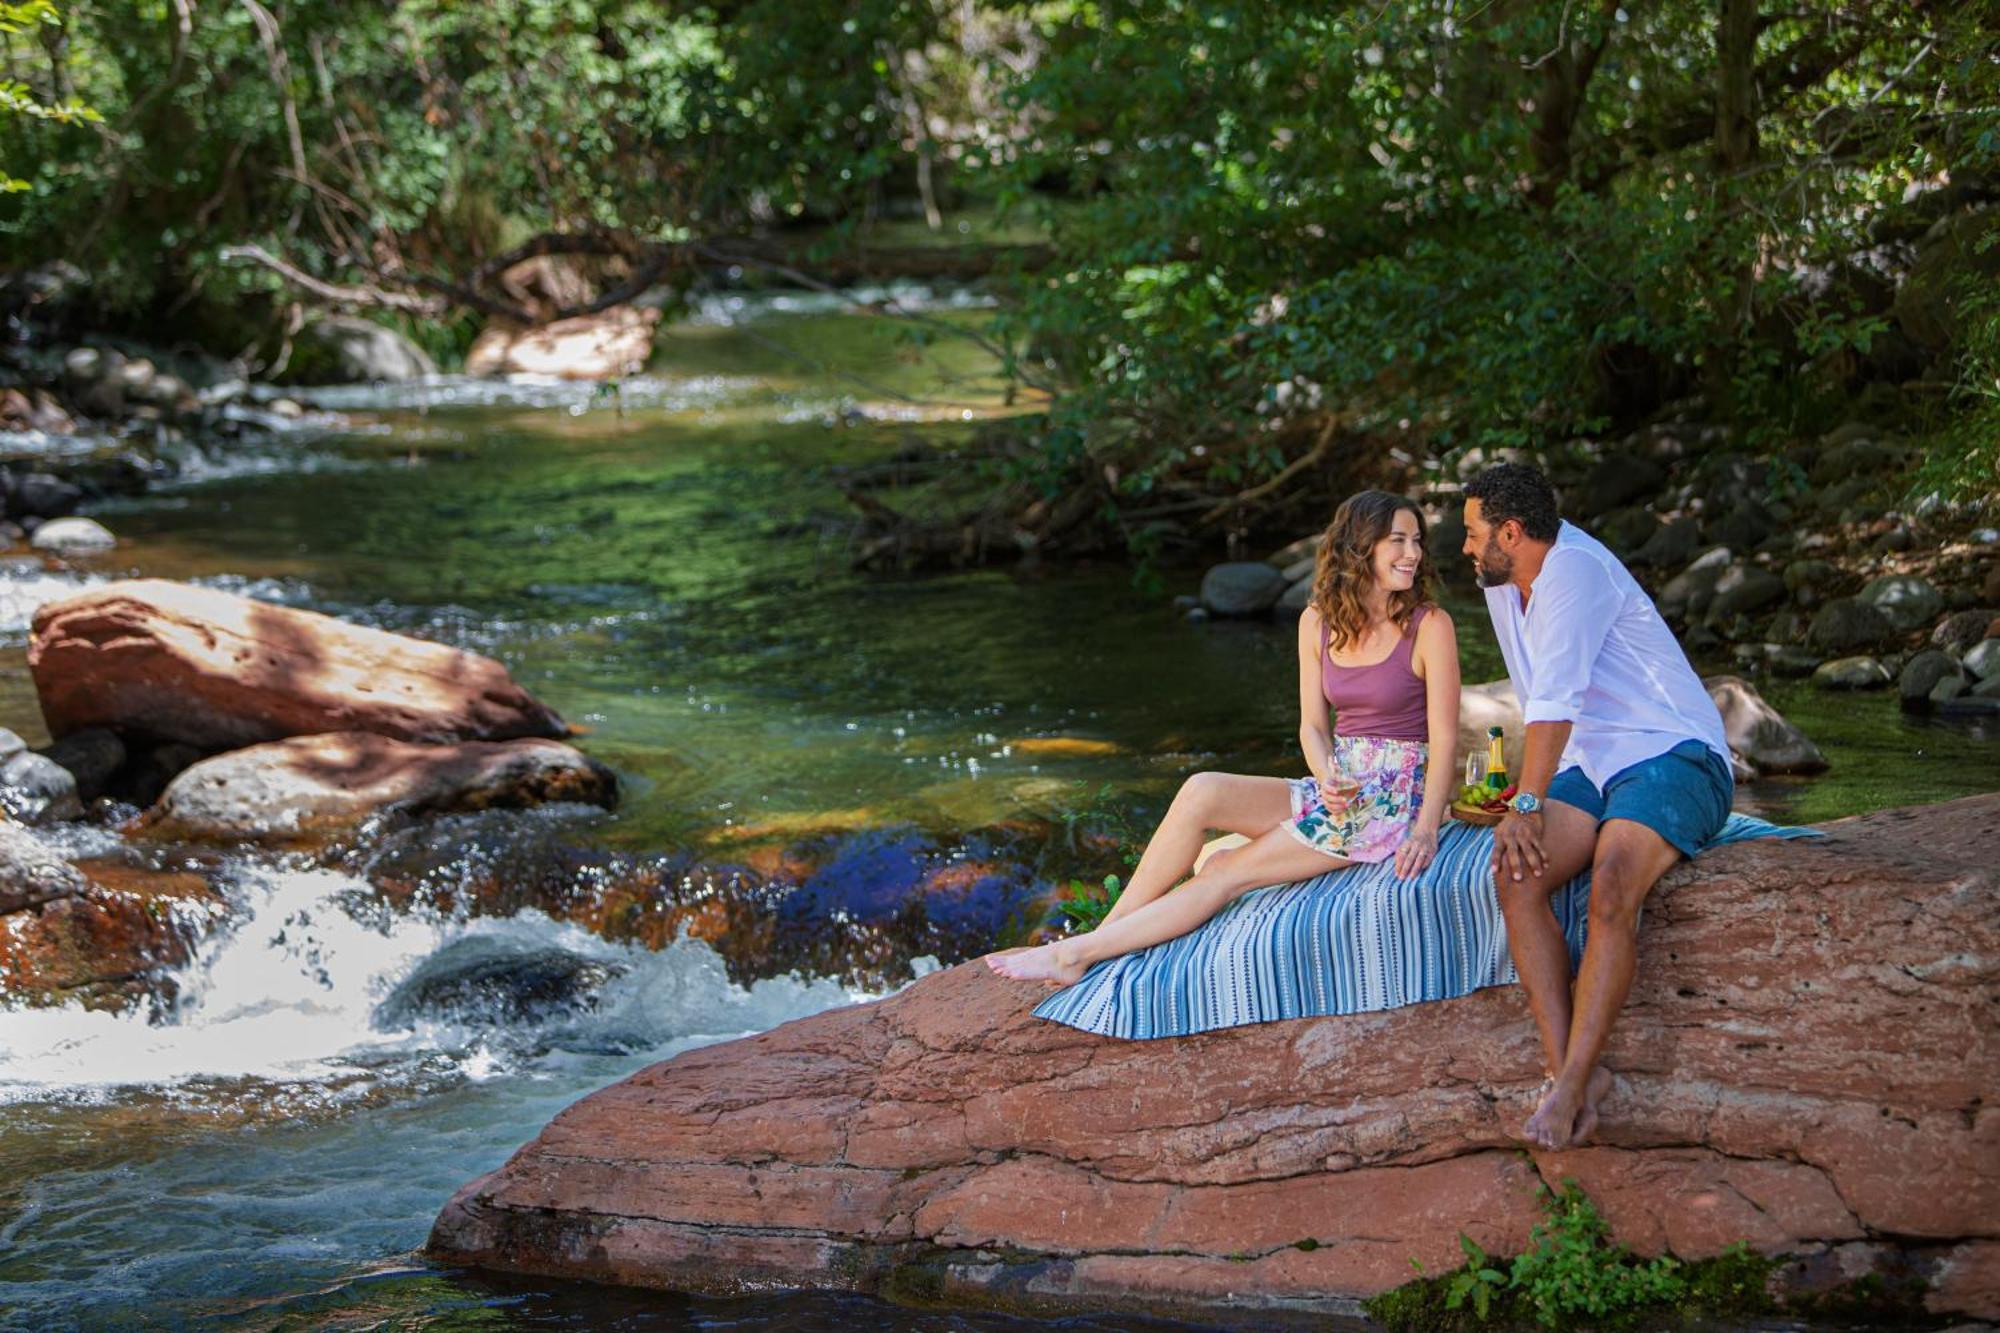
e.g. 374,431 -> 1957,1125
1523,819 -> 1683,1149
1494,801 -> 1599,1082
1100,773 -> 1294,925
987,825 -> 1344,984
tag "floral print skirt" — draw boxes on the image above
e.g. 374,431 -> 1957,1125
1284,734 -> 1428,863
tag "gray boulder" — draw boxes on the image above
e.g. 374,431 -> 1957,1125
1595,506 -> 1661,557
1200,562 -> 1289,617
1931,609 -> 1998,655
1858,575 -> 1943,632
138,733 -> 618,845
0,728 -> 83,823
8,473 -> 83,521
305,316 -> 438,383
1807,597 -> 1894,653
0,819 -> 86,913
1705,676 -> 1828,774
38,728 -> 125,804
1276,577 -> 1313,614
1656,546 -> 1734,621
1576,456 -> 1665,518
1812,655 -> 1892,690
1898,650 -> 1964,712
1631,516 -> 1700,569
1963,638 -> 2000,682
30,516 -> 116,553
1707,564 -> 1787,624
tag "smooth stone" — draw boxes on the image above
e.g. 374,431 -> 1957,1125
1930,675 -> 1967,704
1276,576 -> 1313,614
36,728 -> 126,804
1280,556 -> 1316,584
465,306 -> 660,380
1595,505 -> 1661,556
1266,535 -> 1318,568
1806,598 -> 1895,654
1932,609 -> 2000,655
0,750 -> 83,823
136,732 -> 619,846
1899,650 -> 1964,712
1198,562 -> 1289,617
29,517 -> 116,553
1857,575 -> 1943,632
1575,456 -> 1666,518
1707,564 -> 1787,624
306,315 -> 438,382
1706,676 -> 1828,774
1812,655 -> 1892,689
9,473 -> 83,521
29,579 -> 569,753
1631,516 -> 1700,568
0,818 -> 87,913
1960,638 -> 2000,682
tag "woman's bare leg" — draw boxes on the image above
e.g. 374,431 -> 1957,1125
1101,773 -> 1295,925
989,824 -> 1347,984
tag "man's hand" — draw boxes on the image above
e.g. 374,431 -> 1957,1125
1491,809 -> 1546,883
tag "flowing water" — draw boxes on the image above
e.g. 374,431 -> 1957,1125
1,285 -> 1993,1330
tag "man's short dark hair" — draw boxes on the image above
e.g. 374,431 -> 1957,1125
1465,462 -> 1560,541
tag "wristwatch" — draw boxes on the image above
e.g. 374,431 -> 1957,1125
1508,790 -> 1543,815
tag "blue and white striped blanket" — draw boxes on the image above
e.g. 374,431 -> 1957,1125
1032,813 -> 1818,1040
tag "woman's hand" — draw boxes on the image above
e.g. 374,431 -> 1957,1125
1394,821 -> 1440,879
1318,773 -> 1358,815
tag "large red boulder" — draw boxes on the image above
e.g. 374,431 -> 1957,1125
28,580 -> 567,751
429,794 -> 1999,1321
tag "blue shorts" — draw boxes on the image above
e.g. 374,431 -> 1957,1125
1545,740 -> 1735,858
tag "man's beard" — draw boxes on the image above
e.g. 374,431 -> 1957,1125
1475,537 -> 1512,588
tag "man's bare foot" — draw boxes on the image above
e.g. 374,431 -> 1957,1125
1523,1076 -> 1585,1149
1571,1065 -> 1613,1143
983,942 -> 1087,985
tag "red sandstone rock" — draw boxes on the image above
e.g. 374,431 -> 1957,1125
0,857 -> 228,1009
464,306 -> 660,379
135,732 -> 617,846
429,794 -> 2000,1321
29,580 -> 567,750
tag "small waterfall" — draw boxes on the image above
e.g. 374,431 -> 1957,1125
0,858 -> 867,1104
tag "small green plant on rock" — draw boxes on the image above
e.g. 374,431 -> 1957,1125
1055,872 -> 1121,932
1507,1182 -> 1685,1326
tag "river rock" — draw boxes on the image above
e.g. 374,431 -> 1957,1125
8,472 -> 83,521
29,580 -> 569,750
29,517 -> 116,553
135,733 -> 618,846
1594,506 -> 1660,556
1810,434 -> 1897,486
1198,562 -> 1288,617
465,306 -> 661,380
1706,564 -> 1786,624
1705,501 -> 1777,554
1575,457 -> 1666,518
1279,555 -> 1316,584
1812,655 -> 1891,689
1704,677 -> 1827,774
1276,577 -> 1313,614
1630,516 -> 1700,569
36,728 -> 125,805
1806,598 -> 1894,654
429,796 -> 2000,1322
1858,575 -> 1943,633
1266,535 -> 1319,568
306,315 -> 438,382
0,750 -> 83,824
0,819 -> 87,913
1933,610 -> 1999,656
1962,638 -> 2000,682
0,858 -> 229,1009
1899,651 -> 1964,712
1656,547 -> 1733,622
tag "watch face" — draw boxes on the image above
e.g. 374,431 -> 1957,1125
1509,792 -> 1540,814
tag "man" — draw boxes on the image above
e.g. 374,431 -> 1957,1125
1462,463 -> 1734,1149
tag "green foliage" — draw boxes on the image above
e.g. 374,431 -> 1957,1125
1054,871 -> 1121,932
1507,1182 -> 1685,1326
1913,275 -> 2000,506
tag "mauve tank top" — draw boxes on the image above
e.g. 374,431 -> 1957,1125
1321,606 -> 1430,741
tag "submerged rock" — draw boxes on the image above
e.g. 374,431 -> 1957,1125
1705,676 -> 1828,774
1198,562 -> 1288,617
136,732 -> 617,846
428,796 -> 2000,1322
1899,650 -> 1965,713
29,579 -> 568,751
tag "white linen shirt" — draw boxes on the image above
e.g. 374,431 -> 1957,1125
1485,521 -> 1728,788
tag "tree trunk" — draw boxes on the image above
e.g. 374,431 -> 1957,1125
1714,0 -> 1761,173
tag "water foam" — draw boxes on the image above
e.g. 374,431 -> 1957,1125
0,860 -> 866,1103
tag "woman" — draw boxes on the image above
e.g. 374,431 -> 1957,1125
986,490 -> 1461,986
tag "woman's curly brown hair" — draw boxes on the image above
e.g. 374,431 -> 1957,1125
1308,490 -> 1436,654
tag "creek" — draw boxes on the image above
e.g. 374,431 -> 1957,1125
0,288 -> 1992,1329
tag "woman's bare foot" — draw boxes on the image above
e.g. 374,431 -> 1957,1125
984,941 -> 1087,985
1571,1066 -> 1613,1143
